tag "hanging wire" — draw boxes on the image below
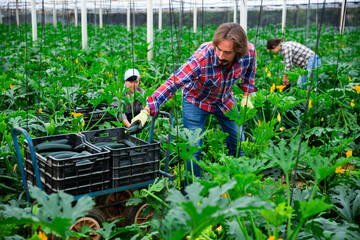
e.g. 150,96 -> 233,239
23,0 -> 29,129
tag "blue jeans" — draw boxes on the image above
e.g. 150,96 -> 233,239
182,98 -> 245,178
298,54 -> 321,89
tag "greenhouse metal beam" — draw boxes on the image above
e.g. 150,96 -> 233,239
339,0 -> 346,34
16,0 -> 19,26
147,0 -> 153,61
81,0 -> 87,49
99,0 -> 102,28
31,0 -> 37,41
306,0 -> 310,40
281,0 -> 287,32
158,0 -> 162,30
193,0 -> 197,33
234,0 -> 237,23
53,4 -> 56,28
240,0 -> 247,32
74,0 -> 78,27
127,0 -> 130,31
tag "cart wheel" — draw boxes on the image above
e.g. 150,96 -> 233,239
70,208 -> 106,240
125,203 -> 154,228
102,190 -> 133,220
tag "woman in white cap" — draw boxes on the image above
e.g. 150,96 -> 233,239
111,68 -> 145,128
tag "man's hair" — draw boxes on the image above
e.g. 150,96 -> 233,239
267,38 -> 282,50
125,75 -> 138,82
212,22 -> 248,58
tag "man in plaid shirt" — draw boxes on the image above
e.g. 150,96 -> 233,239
130,22 -> 257,179
267,38 -> 321,88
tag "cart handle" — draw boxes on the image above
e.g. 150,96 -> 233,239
12,127 -> 43,203
148,111 -> 173,173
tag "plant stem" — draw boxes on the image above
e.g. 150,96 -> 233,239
141,189 -> 171,210
285,173 -> 292,238
249,213 -> 258,239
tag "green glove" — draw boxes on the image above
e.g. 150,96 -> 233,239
130,109 -> 150,128
240,95 -> 254,109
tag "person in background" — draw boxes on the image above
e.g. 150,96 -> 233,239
111,68 -> 145,128
267,38 -> 321,89
130,22 -> 257,179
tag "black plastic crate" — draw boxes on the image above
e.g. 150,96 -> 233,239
80,127 -> 161,187
24,133 -> 111,196
64,103 -> 118,129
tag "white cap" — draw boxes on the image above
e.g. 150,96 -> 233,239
124,68 -> 140,81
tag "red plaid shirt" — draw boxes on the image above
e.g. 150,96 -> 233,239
147,42 -> 257,116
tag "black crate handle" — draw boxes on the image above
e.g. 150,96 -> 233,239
75,159 -> 94,169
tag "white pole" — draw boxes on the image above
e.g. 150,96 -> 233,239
339,0 -> 346,34
31,0 -> 37,41
53,5 -> 57,28
0,10 -> 2,24
281,0 -> 287,33
233,0 -> 237,24
147,0 -> 153,61
239,0 -> 247,33
193,0 -> 197,33
99,0 -> 103,29
81,0 -> 88,50
159,0 -> 162,30
16,0 -> 20,26
74,0 -> 78,27
127,0 -> 130,31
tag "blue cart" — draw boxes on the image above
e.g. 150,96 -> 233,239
12,111 -> 174,235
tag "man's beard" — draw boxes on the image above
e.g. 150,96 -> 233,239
218,59 -> 231,68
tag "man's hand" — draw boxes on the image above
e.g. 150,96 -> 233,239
240,95 -> 254,109
283,75 -> 290,86
130,109 -> 150,129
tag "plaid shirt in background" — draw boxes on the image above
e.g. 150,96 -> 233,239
147,42 -> 257,116
281,41 -> 315,72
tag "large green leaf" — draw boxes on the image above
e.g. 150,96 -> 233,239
330,185 -> 360,223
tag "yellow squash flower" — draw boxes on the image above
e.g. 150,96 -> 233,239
321,117 -> 324,122
258,120 -> 261,127
309,100 -> 313,109
270,83 -> 275,93
346,150 -> 352,158
75,58 -> 78,64
9,84 -> 15,89
268,236 -> 283,240
350,85 -> 360,94
335,166 -> 346,174
348,76 -> 351,82
38,231 -> 48,240
267,71 -> 271,77
350,99 -> 355,107
72,112 -> 84,117
276,85 -> 286,92
38,109 -> 43,114
277,113 -> 281,122
279,127 -> 285,131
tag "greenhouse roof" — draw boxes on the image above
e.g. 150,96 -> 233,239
0,0 -> 359,11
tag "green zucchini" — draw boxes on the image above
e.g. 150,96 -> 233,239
125,122 -> 141,134
48,151 -> 78,157
35,139 -> 69,149
51,152 -> 79,159
123,139 -> 137,147
74,143 -> 86,151
36,143 -> 73,152
106,143 -> 126,149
